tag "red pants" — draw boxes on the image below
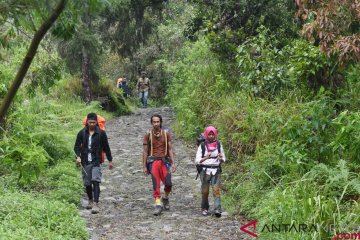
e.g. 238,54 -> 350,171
150,160 -> 172,198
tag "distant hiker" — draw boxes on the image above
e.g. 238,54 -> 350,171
143,114 -> 176,216
74,112 -> 113,214
136,71 -> 150,108
117,77 -> 123,89
195,126 -> 225,217
117,77 -> 129,98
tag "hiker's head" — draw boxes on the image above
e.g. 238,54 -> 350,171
205,126 -> 217,141
86,112 -> 98,130
151,114 -> 162,129
141,71 -> 146,78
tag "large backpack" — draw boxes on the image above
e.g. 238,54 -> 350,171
196,133 -> 206,146
82,115 -> 106,163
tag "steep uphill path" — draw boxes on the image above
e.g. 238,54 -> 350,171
79,107 -> 245,240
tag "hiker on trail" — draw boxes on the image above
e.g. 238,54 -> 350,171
117,77 -> 129,98
74,112 -> 113,214
195,126 -> 226,217
117,77 -> 123,89
136,71 -> 150,108
143,114 -> 176,216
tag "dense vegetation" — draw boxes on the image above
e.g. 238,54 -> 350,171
146,1 -> 360,239
0,0 -> 359,239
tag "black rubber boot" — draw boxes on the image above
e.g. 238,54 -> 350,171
162,198 -> 170,211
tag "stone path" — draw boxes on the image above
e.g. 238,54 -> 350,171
79,107 -> 246,240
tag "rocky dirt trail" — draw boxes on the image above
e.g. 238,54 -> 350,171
79,107 -> 246,240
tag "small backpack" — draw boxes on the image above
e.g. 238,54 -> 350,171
196,133 -> 206,146
82,115 -> 106,163
195,139 -> 222,180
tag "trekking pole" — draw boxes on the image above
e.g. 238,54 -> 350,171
80,163 -> 88,176
73,150 -> 88,176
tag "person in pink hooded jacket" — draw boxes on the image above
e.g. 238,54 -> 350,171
195,126 -> 226,217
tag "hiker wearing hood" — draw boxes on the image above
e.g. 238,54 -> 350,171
195,126 -> 226,217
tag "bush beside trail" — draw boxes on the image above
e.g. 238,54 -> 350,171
0,94 -> 115,239
165,33 -> 360,239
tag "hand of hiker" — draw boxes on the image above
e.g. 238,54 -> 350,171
218,153 -> 224,162
76,157 -> 81,167
143,167 -> 149,176
170,164 -> 176,173
108,161 -> 113,170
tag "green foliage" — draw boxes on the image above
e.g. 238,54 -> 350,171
330,111 -> 360,167
217,95 -> 360,239
287,40 -> 328,83
0,136 -> 49,186
0,43 -> 28,98
0,90 -> 108,238
166,37 -> 227,139
0,191 -> 88,239
37,161 -> 84,204
109,90 -> 132,116
236,28 -> 337,98
0,93 -> 111,186
100,0 -> 166,58
251,160 -> 360,240
189,0 -> 299,60
336,64 -> 360,112
165,16 -> 360,239
52,74 -> 82,99
27,61 -> 63,96
236,26 -> 294,97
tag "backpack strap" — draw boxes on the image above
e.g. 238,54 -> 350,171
147,130 -> 153,156
147,129 -> 167,157
201,142 -> 206,158
164,129 -> 168,156
201,140 -> 221,158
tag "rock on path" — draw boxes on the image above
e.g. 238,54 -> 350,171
79,107 -> 245,240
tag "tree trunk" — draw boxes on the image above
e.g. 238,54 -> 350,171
81,45 -> 92,103
0,0 -> 66,126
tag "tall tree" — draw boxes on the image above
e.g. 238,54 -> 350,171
296,0 -> 360,65
99,0 -> 166,75
57,0 -> 103,103
0,0 -> 67,125
187,0 -> 299,60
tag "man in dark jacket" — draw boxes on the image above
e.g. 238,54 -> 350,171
74,112 -> 113,214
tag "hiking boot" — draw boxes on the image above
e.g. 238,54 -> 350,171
86,200 -> 94,209
153,205 -> 163,216
201,209 -> 209,216
214,209 -> 222,218
91,203 -> 100,214
162,197 -> 170,211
